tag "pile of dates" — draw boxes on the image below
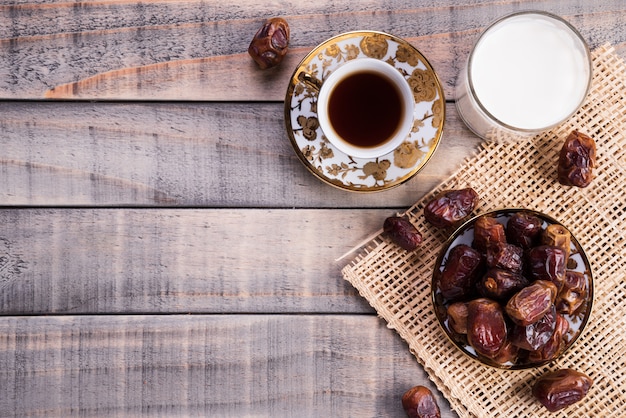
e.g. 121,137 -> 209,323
435,210 -> 591,368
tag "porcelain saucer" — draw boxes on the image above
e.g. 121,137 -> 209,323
284,30 -> 445,192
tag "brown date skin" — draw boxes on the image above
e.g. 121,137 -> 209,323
506,212 -> 544,249
558,130 -> 597,188
485,242 -> 523,272
472,216 -> 506,252
556,270 -> 588,315
439,244 -> 483,301
542,224 -> 571,260
510,304 -> 557,351
528,313 -> 570,362
506,280 -> 557,326
424,188 -> 479,228
384,216 -> 423,251
532,368 -> 593,412
248,18 -> 290,69
447,302 -> 468,334
491,339 -> 520,366
477,268 -> 529,302
467,298 -> 507,359
526,245 -> 567,291
401,386 -> 441,418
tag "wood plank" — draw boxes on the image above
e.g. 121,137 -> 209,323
0,101 -> 482,208
0,208 -> 405,315
0,314 -> 457,417
1,0 -> 624,100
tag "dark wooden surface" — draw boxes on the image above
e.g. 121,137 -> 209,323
1,1 -> 625,416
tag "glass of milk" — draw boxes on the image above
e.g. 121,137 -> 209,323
455,11 -> 592,141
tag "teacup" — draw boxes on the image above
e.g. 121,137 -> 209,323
316,58 -> 415,158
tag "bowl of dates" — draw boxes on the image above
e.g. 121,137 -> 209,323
431,208 -> 593,369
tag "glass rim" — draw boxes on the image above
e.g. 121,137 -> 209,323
466,10 -> 593,133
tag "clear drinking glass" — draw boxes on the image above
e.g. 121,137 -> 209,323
455,11 -> 592,141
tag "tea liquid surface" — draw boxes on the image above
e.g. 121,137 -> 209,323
327,71 -> 404,148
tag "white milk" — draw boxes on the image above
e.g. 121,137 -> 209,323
456,12 -> 591,139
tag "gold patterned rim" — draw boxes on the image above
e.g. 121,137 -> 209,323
431,208 -> 594,370
284,31 -> 445,192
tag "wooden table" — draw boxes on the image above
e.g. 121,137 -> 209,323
1,1 -> 624,416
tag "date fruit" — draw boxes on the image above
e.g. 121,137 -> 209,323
542,224 -> 571,260
477,268 -> 528,301
248,17 -> 290,69
528,313 -> 570,362
439,244 -> 483,301
556,270 -> 588,315
447,302 -> 468,334
424,188 -> 479,228
384,216 -> 423,251
401,386 -> 441,418
485,241 -> 523,272
532,369 -> 593,412
472,216 -> 506,252
506,211 -> 543,249
506,280 -> 557,326
558,130 -> 597,188
467,298 -> 507,359
510,304 -> 556,351
492,340 -> 520,366
526,245 -> 567,291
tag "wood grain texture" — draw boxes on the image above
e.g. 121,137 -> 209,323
2,2 -> 625,417
0,314 -> 456,418
0,208 -> 397,314
0,101 -> 482,207
1,0 -> 625,100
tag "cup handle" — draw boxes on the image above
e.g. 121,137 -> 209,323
297,72 -> 323,92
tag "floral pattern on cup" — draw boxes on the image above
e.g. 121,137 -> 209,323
285,31 -> 445,192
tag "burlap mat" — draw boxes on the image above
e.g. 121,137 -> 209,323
341,44 -> 626,417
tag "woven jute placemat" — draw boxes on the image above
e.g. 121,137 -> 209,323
341,44 -> 626,417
